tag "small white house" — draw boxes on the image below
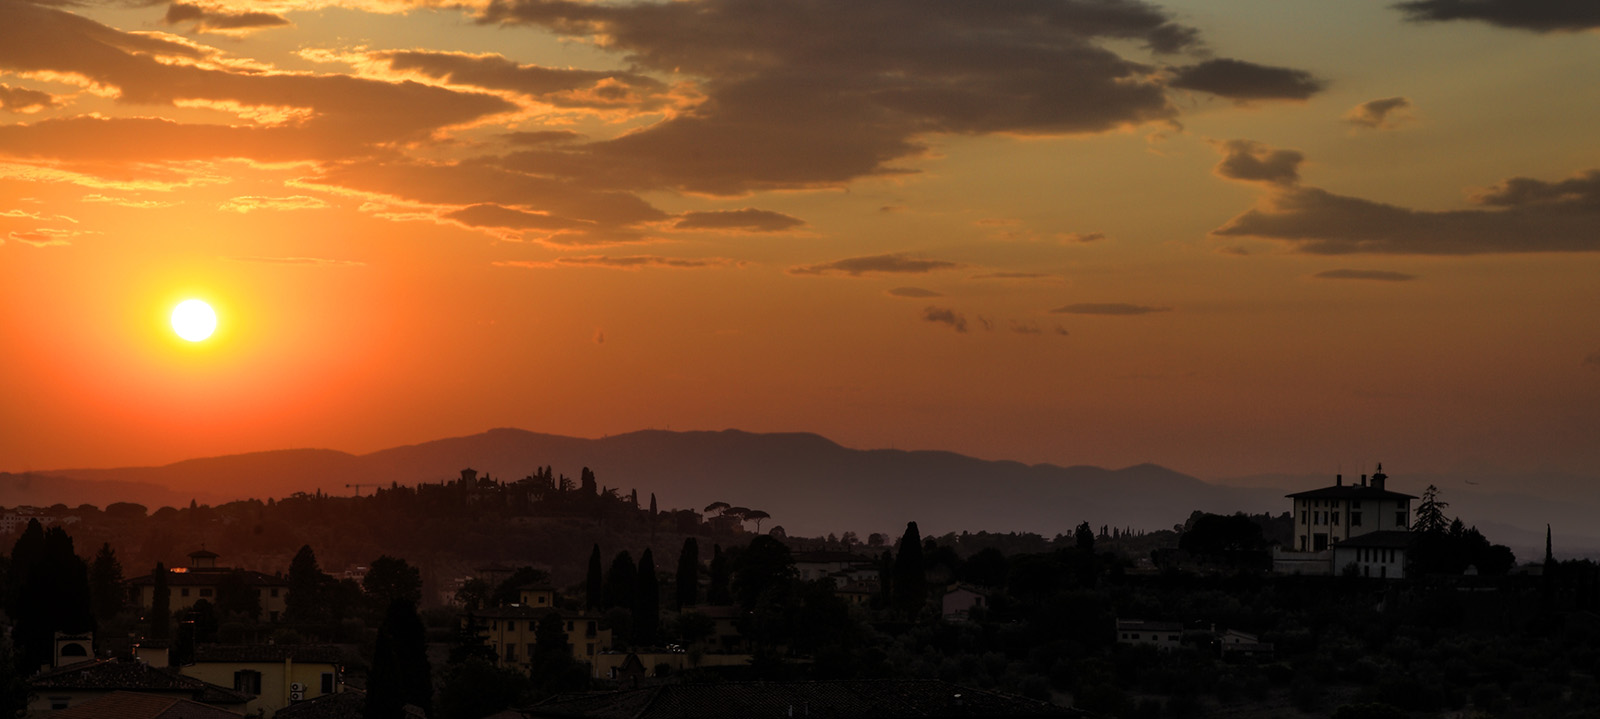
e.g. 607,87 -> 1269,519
1332,530 -> 1412,579
941,585 -> 987,621
1116,620 -> 1183,651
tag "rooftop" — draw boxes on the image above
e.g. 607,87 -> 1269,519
46,691 -> 244,719
192,644 -> 346,664
274,689 -> 367,719
1333,530 -> 1416,549
1286,485 -> 1416,501
29,659 -> 251,705
127,569 -> 288,587
523,681 -> 1080,718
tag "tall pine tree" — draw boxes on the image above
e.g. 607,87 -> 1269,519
150,562 -> 171,639
675,537 -> 699,610
634,549 -> 659,646
285,544 -> 329,624
585,544 -> 603,611
707,544 -> 731,606
89,542 -> 124,624
892,521 -> 926,617
603,551 -> 636,611
366,598 -> 433,719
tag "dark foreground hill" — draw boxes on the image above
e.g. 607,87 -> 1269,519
15,428 -> 1281,537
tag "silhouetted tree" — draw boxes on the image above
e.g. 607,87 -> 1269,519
492,567 -> 551,607
892,522 -> 926,616
89,542 -> 123,623
0,633 -> 28,719
529,611 -> 587,697
957,547 -> 1008,587
732,535 -> 797,610
150,562 -> 170,639
649,493 -> 658,517
745,510 -> 772,533
12,526 -> 93,671
585,544 -> 603,610
285,544 -> 329,624
1075,522 -> 1095,553
367,598 -> 432,719
364,555 -> 423,609
708,544 -> 731,606
455,578 -> 493,612
437,656 -> 529,719
675,537 -> 699,610
214,571 -> 262,621
1415,485 -> 1451,534
579,467 -> 598,497
603,551 -> 636,610
634,549 -> 659,645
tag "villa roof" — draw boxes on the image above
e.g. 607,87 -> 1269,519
127,569 -> 287,587
274,690 -> 366,719
192,645 -> 345,665
1333,531 -> 1416,549
29,659 -> 251,705
524,680 -> 1080,718
1286,485 -> 1415,501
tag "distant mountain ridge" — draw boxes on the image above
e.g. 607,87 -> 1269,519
10,428 -> 1280,537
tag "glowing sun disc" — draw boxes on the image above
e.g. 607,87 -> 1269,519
171,299 -> 217,342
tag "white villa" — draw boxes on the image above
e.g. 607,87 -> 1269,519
1273,464 -> 1416,576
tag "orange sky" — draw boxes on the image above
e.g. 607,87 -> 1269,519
2,0 -> 1598,482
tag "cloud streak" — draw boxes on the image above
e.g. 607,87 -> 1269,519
674,209 -> 804,232
789,253 -> 962,276
1395,0 -> 1600,32
1051,303 -> 1171,315
921,306 -> 967,332
1345,97 -> 1414,130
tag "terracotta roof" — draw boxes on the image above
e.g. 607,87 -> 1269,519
1285,485 -> 1415,501
188,549 -> 221,559
192,645 -> 345,665
523,681 -> 1080,718
29,659 -> 251,705
1332,530 -> 1416,549
47,691 -> 244,719
127,569 -> 288,587
274,689 -> 366,719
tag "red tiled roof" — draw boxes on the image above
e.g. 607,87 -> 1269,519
192,645 -> 345,664
48,691 -> 243,719
29,660 -> 251,705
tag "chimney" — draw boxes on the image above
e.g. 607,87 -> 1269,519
1371,463 -> 1387,491
1335,474 -> 1343,487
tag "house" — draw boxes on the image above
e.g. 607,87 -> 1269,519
1273,465 -> 1416,575
940,585 -> 988,622
515,680 -> 1081,718
44,691 -> 244,719
27,658 -> 251,715
836,580 -> 877,608
127,549 -> 290,621
1332,530 -> 1414,580
175,644 -> 345,717
468,606 -> 614,676
791,551 -> 876,583
1115,620 -> 1183,651
1216,629 -> 1274,659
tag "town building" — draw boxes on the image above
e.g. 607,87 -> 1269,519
27,658 -> 251,715
176,644 -> 345,717
940,585 -> 988,622
1115,620 -> 1182,651
468,605 -> 614,676
1332,530 -> 1414,580
127,549 -> 291,621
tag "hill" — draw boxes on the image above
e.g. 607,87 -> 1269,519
22,428 -> 1282,537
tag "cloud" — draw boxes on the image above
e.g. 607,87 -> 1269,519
1313,269 -> 1418,281
1213,139 -> 1304,185
495,255 -> 739,270
1394,0 -> 1600,32
230,256 -> 366,266
1060,231 -> 1106,243
674,208 -> 804,232
1054,325 -> 1071,336
218,195 -> 329,213
1215,163 -> 1600,254
789,253 -> 962,276
82,194 -> 180,208
503,130 -> 584,145
1169,58 -> 1327,101
8,228 -> 79,247
1345,97 -> 1414,129
1051,303 -> 1172,315
0,84 -> 59,113
368,50 -> 674,110
163,2 -> 292,33
443,203 -> 590,231
886,287 -> 942,298
970,272 -> 1055,280
476,0 -> 1315,195
921,306 -> 967,332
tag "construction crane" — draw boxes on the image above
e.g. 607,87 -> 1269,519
345,483 -> 371,497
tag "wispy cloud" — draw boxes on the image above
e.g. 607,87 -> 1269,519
1051,303 -> 1172,316
1345,97 -> 1414,130
970,272 -> 1055,280
218,196 -> 330,213
921,306 -> 967,332
790,253 -> 962,276
674,208 -> 805,232
886,287 -> 942,298
1169,59 -> 1327,102
1394,0 -> 1600,32
495,255 -> 741,270
1314,269 -> 1418,282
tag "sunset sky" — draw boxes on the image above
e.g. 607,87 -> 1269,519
2,0 -> 1597,481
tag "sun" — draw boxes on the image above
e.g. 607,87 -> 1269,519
171,299 -> 217,342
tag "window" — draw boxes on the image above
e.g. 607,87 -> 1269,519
1396,512 -> 1407,528
270,611 -> 279,622
271,588 -> 280,598
586,642 -> 594,655
1351,512 -> 1362,527
528,643 -> 536,660
321,673 -> 335,694
234,670 -> 262,695
506,643 -> 517,662
1332,512 -> 1340,526
181,588 -> 190,597
1300,510 -> 1307,524
506,620 -> 516,631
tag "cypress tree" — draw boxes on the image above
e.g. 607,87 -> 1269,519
366,598 -> 433,719
675,537 -> 699,610
585,544 -> 603,610
892,521 -> 927,617
285,544 -> 328,624
151,562 -> 171,639
89,542 -> 124,623
649,493 -> 658,517
634,549 -> 659,646
707,544 -> 731,606
603,551 -> 636,611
